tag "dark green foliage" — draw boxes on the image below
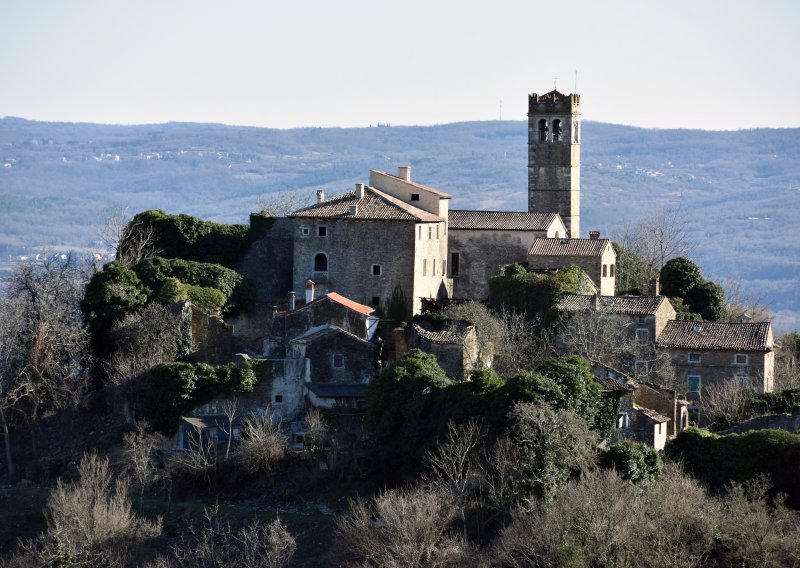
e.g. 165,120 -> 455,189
124,210 -> 253,269
184,284 -> 227,314
660,257 -> 725,322
143,360 -> 259,434
81,262 -> 150,358
601,441 -> 664,484
386,284 -> 409,323
666,427 -> 800,507
134,256 -> 242,297
668,296 -> 702,321
488,263 -> 590,320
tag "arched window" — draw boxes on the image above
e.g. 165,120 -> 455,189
610,264 -> 615,277
314,253 -> 328,272
602,264 -> 608,277
552,119 -> 562,142
538,119 -> 548,142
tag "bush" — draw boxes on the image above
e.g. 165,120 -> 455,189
488,264 -> 590,320
134,256 -> 243,297
601,441 -> 664,484
238,412 -> 289,473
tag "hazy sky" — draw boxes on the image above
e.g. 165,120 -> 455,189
1,0 -> 798,130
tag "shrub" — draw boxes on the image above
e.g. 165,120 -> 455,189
488,263 -> 590,320
238,412 -> 288,473
601,441 -> 664,484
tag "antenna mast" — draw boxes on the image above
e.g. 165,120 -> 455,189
574,70 -> 578,93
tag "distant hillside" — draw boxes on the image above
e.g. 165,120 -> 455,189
1,118 -> 798,331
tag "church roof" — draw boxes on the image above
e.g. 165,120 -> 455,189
288,186 -> 442,222
557,294 -> 670,316
449,210 -> 560,231
658,321 -> 773,352
529,237 -> 611,257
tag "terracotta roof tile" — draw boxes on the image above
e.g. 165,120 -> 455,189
449,210 -> 560,231
324,292 -> 375,315
529,237 -> 611,257
634,406 -> 671,423
288,186 -> 442,222
557,294 -> 669,316
658,321 -> 773,352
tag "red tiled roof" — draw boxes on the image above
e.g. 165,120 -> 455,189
528,238 -> 611,257
324,292 -> 375,315
288,186 -> 442,222
658,321 -> 773,352
557,294 -> 670,316
449,210 -> 561,231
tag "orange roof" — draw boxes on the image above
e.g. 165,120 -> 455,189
323,292 -> 375,315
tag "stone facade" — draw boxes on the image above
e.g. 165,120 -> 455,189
528,90 -> 581,238
408,321 -> 480,380
633,383 -> 690,438
528,237 -> 616,295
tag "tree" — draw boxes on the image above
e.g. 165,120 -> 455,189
123,422 -> 161,514
301,406 -> 328,464
661,257 -> 726,321
0,255 -> 90,469
238,411 -> 288,473
256,190 -> 311,218
601,441 -> 664,484
424,418 -> 486,540
99,207 -> 160,267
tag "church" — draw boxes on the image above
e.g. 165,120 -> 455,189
252,89 -> 617,315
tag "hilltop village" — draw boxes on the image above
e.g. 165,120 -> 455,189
2,90 -> 799,566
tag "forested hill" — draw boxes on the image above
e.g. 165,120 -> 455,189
1,117 -> 798,330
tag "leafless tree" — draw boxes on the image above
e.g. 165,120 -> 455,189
238,410 -> 287,473
334,487 -> 469,567
301,406 -> 328,464
775,332 -> 800,391
123,421 -> 161,513
720,275 -> 773,323
424,418 -> 486,541
697,379 -> 762,431
220,398 -> 240,460
615,207 -> 695,293
257,190 -> 312,217
99,207 -> 161,267
166,426 -> 218,489
107,303 -> 188,422
0,255 -> 90,464
479,434 -> 520,514
493,308 -> 555,376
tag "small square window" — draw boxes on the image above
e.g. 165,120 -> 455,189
317,226 -> 327,237
688,352 -> 701,363
371,296 -> 380,306
274,394 -> 284,403
411,193 -> 420,201
734,354 -> 748,365
372,264 -> 382,276
301,227 -> 310,236
332,354 -> 344,368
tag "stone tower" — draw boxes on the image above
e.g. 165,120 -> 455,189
527,90 -> 581,238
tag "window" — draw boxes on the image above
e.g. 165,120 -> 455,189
314,253 -> 328,272
616,413 -> 629,429
734,353 -> 749,365
428,226 -> 432,239
436,225 -> 439,239
538,118 -> 548,142
635,361 -> 650,376
372,264 -> 382,276
442,259 -> 446,275
274,394 -> 284,403
300,227 -> 310,236
317,225 -> 327,237
688,352 -> 701,363
552,119 -> 562,141
411,193 -> 420,201
636,328 -> 649,343
332,354 -> 344,368
450,252 -> 460,276
687,375 -> 702,393
610,264 -> 615,277
432,259 -> 436,275
418,226 -> 422,240
423,259 -> 427,276
602,264 -> 608,277
371,296 -> 380,307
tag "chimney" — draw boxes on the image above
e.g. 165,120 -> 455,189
305,280 -> 315,304
650,277 -> 661,296
316,190 -> 325,203
288,291 -> 296,311
349,205 -> 358,216
355,183 -> 365,198
589,230 -> 600,240
397,165 -> 411,181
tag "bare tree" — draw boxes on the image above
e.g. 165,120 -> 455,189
697,380 -> 761,431
256,190 -> 312,217
100,207 -> 160,267
220,398 -> 240,460
720,276 -> 773,323
238,411 -> 287,474
493,308 -> 555,376
0,255 -> 90,461
334,487 -> 469,567
167,426 -> 218,489
123,421 -> 161,513
301,406 -> 328,464
424,418 -> 485,541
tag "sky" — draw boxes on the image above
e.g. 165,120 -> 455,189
1,0 -> 799,130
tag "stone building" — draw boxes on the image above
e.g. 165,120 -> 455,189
528,90 -> 581,238
658,320 -> 776,396
528,235 -> 616,296
448,210 -> 567,300
408,320 -> 480,380
287,173 -> 451,316
633,382 -> 690,438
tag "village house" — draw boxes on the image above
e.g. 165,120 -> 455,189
408,320 -> 481,380
658,320 -> 776,397
528,234 -> 616,296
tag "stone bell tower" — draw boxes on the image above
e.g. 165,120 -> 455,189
527,90 -> 581,238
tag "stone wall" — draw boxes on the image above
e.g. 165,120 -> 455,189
528,244 -> 615,296
188,304 -> 243,363
669,348 -> 774,394
237,215 -> 295,302
634,383 -> 688,438
297,331 -> 376,384
284,297 -> 370,341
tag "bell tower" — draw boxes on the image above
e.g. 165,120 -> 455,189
527,90 -> 581,238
